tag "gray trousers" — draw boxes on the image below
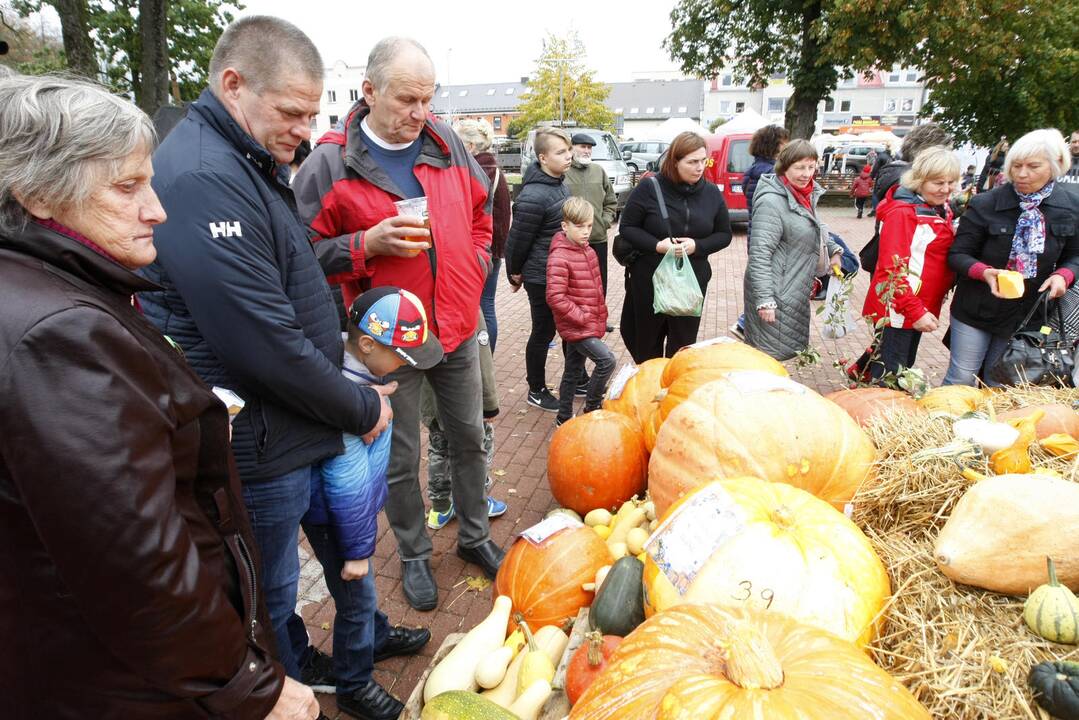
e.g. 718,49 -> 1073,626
385,333 -> 490,559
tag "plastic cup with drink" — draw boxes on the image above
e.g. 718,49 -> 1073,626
393,197 -> 431,257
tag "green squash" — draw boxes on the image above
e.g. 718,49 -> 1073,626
588,555 -> 645,636
1024,557 -> 1079,644
1029,661 -> 1079,720
421,690 -> 520,720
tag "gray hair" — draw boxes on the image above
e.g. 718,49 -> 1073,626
900,123 -> 954,162
453,118 -> 494,153
0,74 -> 155,235
365,37 -> 433,92
1005,128 -> 1071,181
209,16 -> 323,94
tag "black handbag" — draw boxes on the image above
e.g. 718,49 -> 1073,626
613,177 -> 673,268
990,290 -> 1075,387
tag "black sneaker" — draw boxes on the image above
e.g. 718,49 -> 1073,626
527,388 -> 559,412
575,375 -> 590,397
299,647 -> 336,694
555,415 -> 571,427
337,680 -> 404,720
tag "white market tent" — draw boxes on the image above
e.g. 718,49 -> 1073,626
649,117 -> 713,143
713,107 -> 769,136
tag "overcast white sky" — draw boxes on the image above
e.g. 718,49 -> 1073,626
237,0 -> 684,84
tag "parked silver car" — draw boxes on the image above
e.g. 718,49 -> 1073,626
619,140 -> 669,174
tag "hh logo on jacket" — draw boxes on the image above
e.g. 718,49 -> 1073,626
209,221 -> 242,239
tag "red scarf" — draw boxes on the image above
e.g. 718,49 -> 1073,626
782,177 -> 815,213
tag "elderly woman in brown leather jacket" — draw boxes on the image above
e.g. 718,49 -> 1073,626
0,75 -> 316,719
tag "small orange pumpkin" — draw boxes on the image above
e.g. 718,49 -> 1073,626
548,410 -> 648,515
495,525 -> 611,633
825,387 -> 925,427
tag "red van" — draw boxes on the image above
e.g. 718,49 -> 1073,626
702,132 -> 754,224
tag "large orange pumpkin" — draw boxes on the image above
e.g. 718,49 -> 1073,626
648,372 -> 876,516
641,478 -> 890,647
998,403 -> 1079,440
660,338 -> 788,387
641,408 -> 662,455
548,411 -> 648,515
602,358 -> 668,430
495,525 -> 610,632
655,368 -> 731,424
824,387 -> 926,427
569,604 -> 930,720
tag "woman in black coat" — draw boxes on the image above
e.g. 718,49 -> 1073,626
618,131 -> 733,362
504,127 -> 572,411
944,128 -> 1079,386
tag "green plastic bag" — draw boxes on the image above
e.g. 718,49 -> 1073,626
652,247 -> 703,317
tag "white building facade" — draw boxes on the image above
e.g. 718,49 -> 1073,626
310,60 -> 367,138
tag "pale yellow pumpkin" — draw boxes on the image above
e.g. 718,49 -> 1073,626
917,385 -> 987,415
660,338 -> 787,387
648,371 -> 876,516
641,478 -> 890,647
569,604 -> 930,720
935,474 -> 1079,594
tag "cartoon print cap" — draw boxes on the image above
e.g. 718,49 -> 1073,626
348,287 -> 444,370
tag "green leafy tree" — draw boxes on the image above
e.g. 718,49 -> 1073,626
665,0 -> 929,138
505,117 -> 530,139
913,0 -> 1079,145
90,0 -> 241,104
0,8 -> 67,74
516,32 -> 614,132
709,117 -> 727,133
8,0 -> 97,77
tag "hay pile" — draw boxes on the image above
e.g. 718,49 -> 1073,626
852,387 -> 1079,720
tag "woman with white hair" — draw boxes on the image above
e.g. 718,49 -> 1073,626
945,128 -> 1079,386
857,146 -> 960,380
454,118 -> 511,351
0,75 -> 314,718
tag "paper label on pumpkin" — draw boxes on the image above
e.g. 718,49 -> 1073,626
687,335 -> 736,350
724,370 -> 808,396
520,513 -> 583,545
606,363 -> 639,401
644,483 -> 746,595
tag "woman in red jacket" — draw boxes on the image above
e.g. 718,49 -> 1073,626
547,197 -> 615,426
861,146 -> 960,380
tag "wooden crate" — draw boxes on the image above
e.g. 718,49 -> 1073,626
398,607 -> 590,720
400,632 -> 464,720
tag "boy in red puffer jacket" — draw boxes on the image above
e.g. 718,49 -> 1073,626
850,165 -> 873,218
547,197 -> 616,427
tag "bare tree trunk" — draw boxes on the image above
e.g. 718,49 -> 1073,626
52,0 -> 97,79
136,0 -> 170,116
783,0 -> 833,139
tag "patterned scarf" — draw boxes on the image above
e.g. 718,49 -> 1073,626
1007,182 -> 1055,278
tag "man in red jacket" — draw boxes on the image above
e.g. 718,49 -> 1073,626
293,37 -> 502,612
546,197 -> 616,427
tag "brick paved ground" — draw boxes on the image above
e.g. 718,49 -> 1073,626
308,205 -> 957,716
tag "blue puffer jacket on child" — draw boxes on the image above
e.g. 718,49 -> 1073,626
305,353 -> 390,560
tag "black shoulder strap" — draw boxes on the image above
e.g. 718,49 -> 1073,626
649,176 -> 674,241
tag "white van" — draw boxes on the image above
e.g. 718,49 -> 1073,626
521,127 -> 633,211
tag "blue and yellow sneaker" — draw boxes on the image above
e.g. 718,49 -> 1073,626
427,497 -> 506,530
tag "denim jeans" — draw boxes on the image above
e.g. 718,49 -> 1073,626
558,337 -> 616,421
943,316 -> 1010,387
304,524 -> 390,694
481,258 -> 502,353
241,465 -> 313,680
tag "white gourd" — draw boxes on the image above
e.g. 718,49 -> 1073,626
508,679 -> 553,720
422,595 -> 513,702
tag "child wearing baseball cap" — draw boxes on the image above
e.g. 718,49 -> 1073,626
302,287 -> 442,716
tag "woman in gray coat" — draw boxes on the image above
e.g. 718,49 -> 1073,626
744,139 -> 843,360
